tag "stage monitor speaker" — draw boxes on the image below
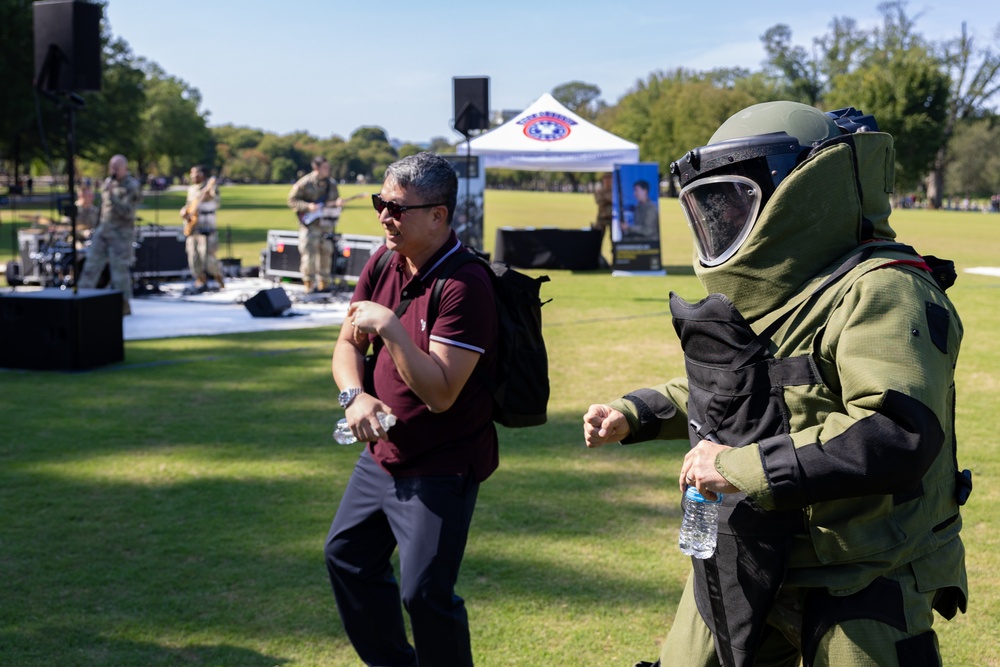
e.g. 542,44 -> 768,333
33,0 -> 102,93
0,289 -> 123,370
453,76 -> 489,136
244,287 -> 291,318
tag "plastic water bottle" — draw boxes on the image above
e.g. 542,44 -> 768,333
678,486 -> 723,559
333,412 -> 396,445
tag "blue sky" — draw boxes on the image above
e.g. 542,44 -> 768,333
105,0 -> 999,144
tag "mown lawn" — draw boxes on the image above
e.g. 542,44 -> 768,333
1,187 -> 998,665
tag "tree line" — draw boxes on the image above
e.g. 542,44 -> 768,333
1,1 -> 998,207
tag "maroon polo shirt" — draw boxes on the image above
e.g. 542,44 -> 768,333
352,231 -> 498,482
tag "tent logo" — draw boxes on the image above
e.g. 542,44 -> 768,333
519,111 -> 576,142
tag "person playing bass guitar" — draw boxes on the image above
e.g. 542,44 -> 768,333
288,156 -> 344,293
180,165 -> 224,293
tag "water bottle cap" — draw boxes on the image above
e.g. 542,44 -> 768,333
685,486 -> 723,503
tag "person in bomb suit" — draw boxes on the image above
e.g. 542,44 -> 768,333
287,156 -> 343,293
583,101 -> 969,667
78,154 -> 143,315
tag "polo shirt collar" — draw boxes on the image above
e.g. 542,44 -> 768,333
401,229 -> 463,284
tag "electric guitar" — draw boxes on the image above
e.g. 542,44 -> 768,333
183,176 -> 218,237
298,192 -> 367,226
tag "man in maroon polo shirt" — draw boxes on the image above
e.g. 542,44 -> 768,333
325,152 -> 498,667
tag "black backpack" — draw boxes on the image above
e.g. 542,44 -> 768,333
366,247 -> 550,428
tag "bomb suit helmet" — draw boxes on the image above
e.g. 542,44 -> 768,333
669,101 -> 878,267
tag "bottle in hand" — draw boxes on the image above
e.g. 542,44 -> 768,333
678,486 -> 723,559
333,412 -> 396,445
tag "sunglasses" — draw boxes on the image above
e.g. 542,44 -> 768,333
371,193 -> 446,219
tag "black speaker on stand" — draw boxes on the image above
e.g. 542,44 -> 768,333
25,2 -> 120,370
452,76 -> 490,249
33,0 -> 102,291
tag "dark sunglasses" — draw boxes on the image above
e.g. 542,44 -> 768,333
371,193 -> 446,219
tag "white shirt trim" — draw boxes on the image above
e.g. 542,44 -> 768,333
429,334 -> 485,354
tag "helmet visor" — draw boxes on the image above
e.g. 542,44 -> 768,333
678,175 -> 761,266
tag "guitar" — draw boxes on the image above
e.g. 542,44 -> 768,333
183,176 -> 218,237
297,192 -> 367,226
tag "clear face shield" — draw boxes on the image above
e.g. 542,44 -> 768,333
678,175 -> 762,267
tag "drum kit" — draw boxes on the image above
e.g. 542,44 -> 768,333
10,217 -> 94,287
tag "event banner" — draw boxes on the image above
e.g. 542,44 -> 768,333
442,153 -> 485,251
611,163 -> 664,275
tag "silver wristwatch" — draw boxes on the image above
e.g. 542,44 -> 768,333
338,387 -> 363,409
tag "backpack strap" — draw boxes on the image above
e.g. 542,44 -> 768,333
427,250 -> 487,329
728,243 -> 915,371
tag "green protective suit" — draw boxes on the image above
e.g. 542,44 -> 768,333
612,133 -> 968,667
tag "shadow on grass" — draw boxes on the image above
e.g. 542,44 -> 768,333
0,401 -> 683,664
0,628 -> 288,667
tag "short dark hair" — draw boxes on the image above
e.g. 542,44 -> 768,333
384,152 -> 458,224
634,179 -> 650,193
312,156 -> 328,169
191,165 -> 207,177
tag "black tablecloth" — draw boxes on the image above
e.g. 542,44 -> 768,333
494,227 -> 603,270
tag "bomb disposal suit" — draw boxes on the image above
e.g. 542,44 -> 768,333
608,102 -> 969,667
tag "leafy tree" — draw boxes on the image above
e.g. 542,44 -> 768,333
212,124 -> 266,152
396,143 -> 425,159
944,118 -> 1000,198
925,20 -> 1000,207
270,156 -> 298,184
1,0 -> 146,184
257,133 -> 311,174
827,43 -> 949,191
77,37 -> 146,167
137,63 -> 214,179
761,24 -> 823,105
552,81 -> 604,119
0,0 -> 43,178
428,137 -> 456,154
226,148 -> 269,183
609,70 -> 756,175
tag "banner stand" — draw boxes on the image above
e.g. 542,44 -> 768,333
610,162 -> 666,276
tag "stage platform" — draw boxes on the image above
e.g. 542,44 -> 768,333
1,278 -> 351,342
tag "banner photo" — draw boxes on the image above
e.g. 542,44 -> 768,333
611,162 -> 665,275
442,153 -> 485,251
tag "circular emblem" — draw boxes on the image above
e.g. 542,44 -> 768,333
524,117 -> 571,142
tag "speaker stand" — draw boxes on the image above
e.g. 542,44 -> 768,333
36,51 -> 84,294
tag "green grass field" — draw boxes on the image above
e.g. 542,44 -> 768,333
2,186 -> 999,665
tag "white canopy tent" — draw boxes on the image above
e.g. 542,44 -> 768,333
465,93 -> 639,172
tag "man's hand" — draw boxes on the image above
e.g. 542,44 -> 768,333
348,301 -> 395,345
344,393 -> 393,442
583,404 -> 629,448
680,440 -> 740,500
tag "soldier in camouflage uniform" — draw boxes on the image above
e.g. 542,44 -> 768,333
593,172 -> 613,235
74,182 -> 99,236
78,155 -> 143,315
287,156 -> 342,293
181,165 -> 224,293
584,102 -> 968,667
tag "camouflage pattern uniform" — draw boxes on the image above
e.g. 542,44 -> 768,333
76,204 -> 99,233
183,180 -> 223,286
287,171 -> 340,289
78,172 -> 142,313
593,179 -> 613,235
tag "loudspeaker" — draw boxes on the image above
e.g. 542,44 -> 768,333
453,76 -> 489,137
337,234 -> 384,281
244,288 -> 291,318
0,289 -> 123,370
33,0 -> 102,93
132,227 -> 189,278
